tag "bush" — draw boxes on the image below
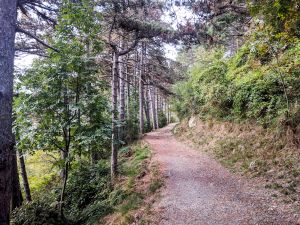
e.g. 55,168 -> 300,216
173,40 -> 300,129
12,161 -> 113,225
64,160 -> 112,223
11,200 -> 66,225
158,110 -> 167,128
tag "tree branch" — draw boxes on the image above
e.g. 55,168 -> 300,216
119,30 -> 139,56
16,26 -> 59,52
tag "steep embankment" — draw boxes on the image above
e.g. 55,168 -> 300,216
145,123 -> 299,225
175,117 -> 300,215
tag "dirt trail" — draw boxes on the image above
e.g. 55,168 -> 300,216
144,123 -> 300,225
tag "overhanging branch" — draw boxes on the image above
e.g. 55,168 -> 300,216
16,26 -> 59,52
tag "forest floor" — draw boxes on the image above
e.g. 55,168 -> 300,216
144,123 -> 300,225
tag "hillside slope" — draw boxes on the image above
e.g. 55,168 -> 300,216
175,117 -> 300,214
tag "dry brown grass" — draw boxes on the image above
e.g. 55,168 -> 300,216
174,117 -> 300,211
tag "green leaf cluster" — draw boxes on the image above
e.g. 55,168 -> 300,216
248,0 -> 300,39
172,37 -> 300,128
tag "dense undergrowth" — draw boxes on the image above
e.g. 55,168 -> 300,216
11,143 -> 163,225
173,34 -> 300,129
172,23 -> 300,210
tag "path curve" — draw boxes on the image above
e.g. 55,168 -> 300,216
144,123 -> 299,225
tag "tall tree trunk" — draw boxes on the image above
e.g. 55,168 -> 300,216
133,51 -> 139,104
111,52 -> 119,180
18,151 -> 32,202
0,1 -> 18,224
119,52 -> 125,142
144,93 -> 151,132
126,59 -> 130,122
139,44 -> 145,135
60,87 -> 71,217
59,125 -> 70,218
168,104 -> 171,124
148,86 -> 154,130
155,89 -> 159,129
151,86 -> 158,130
163,98 -> 166,119
75,75 -> 82,158
138,75 -> 144,135
59,149 -> 69,217
11,146 -> 23,210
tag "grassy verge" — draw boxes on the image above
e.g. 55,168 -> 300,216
174,117 -> 300,211
102,142 -> 164,225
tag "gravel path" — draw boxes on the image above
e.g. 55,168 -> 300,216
144,123 -> 300,225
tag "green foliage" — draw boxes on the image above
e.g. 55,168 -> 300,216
124,89 -> 140,143
11,200 -> 66,225
12,161 -> 112,225
120,145 -> 150,177
248,0 -> 300,39
65,160 -> 113,224
118,193 -> 144,215
158,110 -> 167,128
14,0 -> 110,169
12,144 -> 153,225
173,48 -> 233,120
148,179 -> 163,194
22,151 -> 59,195
173,38 -> 300,128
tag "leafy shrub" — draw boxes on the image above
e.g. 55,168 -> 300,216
249,0 -> 300,38
12,161 -> 113,225
158,110 -> 167,128
64,160 -> 112,223
11,200 -> 66,225
173,39 -> 300,129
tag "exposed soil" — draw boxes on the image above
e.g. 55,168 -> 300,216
144,123 -> 300,225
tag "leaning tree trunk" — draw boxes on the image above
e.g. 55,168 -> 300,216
111,52 -> 119,180
11,146 -> 23,210
0,1 -> 18,224
18,151 -> 32,202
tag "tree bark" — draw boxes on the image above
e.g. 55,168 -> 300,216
151,86 -> 158,130
0,0 -> 18,224
144,92 -> 151,132
111,51 -> 119,180
126,58 -> 130,121
119,48 -> 125,142
11,147 -> 23,210
59,149 -> 69,217
18,151 -> 32,202
168,104 -> 171,124
147,86 -> 153,130
139,44 -> 145,135
155,89 -> 159,129
59,85 -> 72,217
